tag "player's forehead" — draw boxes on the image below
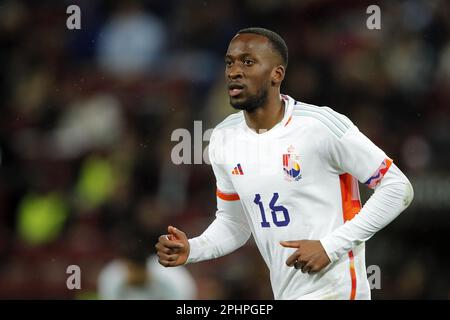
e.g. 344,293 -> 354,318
225,33 -> 273,59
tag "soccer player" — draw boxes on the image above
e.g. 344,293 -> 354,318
155,27 -> 414,299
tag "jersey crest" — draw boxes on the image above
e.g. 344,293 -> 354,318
282,145 -> 302,182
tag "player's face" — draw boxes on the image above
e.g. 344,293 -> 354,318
225,33 -> 278,112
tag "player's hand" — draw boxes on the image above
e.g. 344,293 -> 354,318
280,240 -> 331,274
155,226 -> 190,267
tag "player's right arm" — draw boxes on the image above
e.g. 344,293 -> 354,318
156,195 -> 251,267
156,129 -> 252,267
186,190 -> 251,264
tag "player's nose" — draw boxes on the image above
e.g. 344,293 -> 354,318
227,65 -> 243,80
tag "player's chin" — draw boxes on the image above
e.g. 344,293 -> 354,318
229,96 -> 248,110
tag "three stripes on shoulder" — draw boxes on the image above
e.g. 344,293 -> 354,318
293,102 -> 353,138
214,102 -> 354,139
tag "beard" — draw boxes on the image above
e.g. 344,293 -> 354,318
229,86 -> 269,112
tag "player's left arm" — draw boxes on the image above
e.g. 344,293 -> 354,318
281,113 -> 414,273
281,163 -> 413,273
319,161 -> 413,264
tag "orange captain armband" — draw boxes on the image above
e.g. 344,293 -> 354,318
364,158 -> 393,189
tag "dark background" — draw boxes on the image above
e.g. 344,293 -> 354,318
0,0 -> 449,299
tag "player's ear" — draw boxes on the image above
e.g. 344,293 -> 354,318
271,65 -> 285,86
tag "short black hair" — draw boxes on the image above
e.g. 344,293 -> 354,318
237,27 -> 288,68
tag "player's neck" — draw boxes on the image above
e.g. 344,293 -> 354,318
244,92 -> 285,133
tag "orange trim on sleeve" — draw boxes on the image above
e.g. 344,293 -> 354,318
339,173 -> 362,300
216,189 -> 240,201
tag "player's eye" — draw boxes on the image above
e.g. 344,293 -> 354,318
244,59 -> 254,66
225,60 -> 232,67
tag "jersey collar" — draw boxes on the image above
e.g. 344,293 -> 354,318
280,94 -> 295,127
242,94 -> 295,136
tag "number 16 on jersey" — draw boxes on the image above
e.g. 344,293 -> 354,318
254,193 -> 290,228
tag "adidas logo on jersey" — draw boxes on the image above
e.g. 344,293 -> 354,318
231,163 -> 244,175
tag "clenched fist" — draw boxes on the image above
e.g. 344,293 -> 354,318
155,226 -> 190,267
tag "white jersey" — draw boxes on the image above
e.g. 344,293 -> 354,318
98,255 -> 197,300
188,94 -> 403,299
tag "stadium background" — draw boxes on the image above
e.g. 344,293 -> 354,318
0,0 -> 449,299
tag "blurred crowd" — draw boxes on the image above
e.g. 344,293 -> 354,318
0,0 -> 449,299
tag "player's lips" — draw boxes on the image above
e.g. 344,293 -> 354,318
228,83 -> 245,97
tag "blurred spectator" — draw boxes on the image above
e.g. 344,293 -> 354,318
52,93 -> 123,159
97,227 -> 197,300
96,1 -> 167,76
